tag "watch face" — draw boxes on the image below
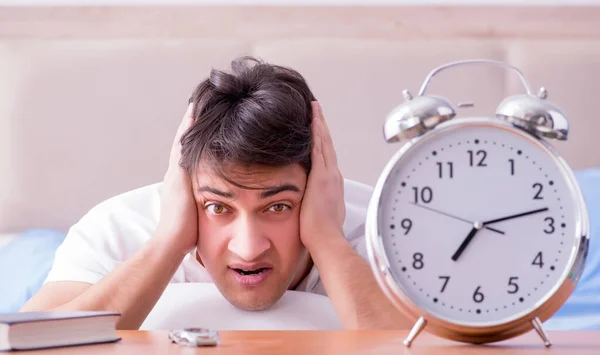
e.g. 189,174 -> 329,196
169,328 -> 219,347
374,119 -> 584,327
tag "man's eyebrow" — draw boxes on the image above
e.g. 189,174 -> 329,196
259,184 -> 301,199
196,186 -> 234,198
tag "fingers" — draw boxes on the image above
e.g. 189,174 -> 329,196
310,102 -> 326,169
175,102 -> 195,143
311,101 -> 338,169
169,102 -> 195,170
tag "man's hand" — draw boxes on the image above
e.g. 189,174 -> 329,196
300,101 -> 346,250
155,102 -> 198,256
299,101 -> 411,330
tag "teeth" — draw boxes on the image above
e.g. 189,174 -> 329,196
235,268 -> 266,276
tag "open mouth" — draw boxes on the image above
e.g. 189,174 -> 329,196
233,268 -> 270,276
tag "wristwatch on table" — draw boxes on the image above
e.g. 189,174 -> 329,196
168,328 -> 219,347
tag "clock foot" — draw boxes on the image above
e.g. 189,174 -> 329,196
531,317 -> 552,347
403,316 -> 427,347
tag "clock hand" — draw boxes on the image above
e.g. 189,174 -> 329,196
450,207 -> 549,262
409,202 -> 505,235
483,207 -> 549,225
451,222 -> 483,261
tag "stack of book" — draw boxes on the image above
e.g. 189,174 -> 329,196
0,311 -> 120,351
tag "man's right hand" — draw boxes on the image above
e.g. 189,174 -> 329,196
155,102 -> 199,255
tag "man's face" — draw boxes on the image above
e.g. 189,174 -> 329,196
192,163 -> 310,311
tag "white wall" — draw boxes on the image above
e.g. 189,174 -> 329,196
1,4 -> 599,232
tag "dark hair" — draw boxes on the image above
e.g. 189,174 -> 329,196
180,56 -> 316,187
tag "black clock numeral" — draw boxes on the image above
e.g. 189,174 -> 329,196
532,251 -> 544,268
508,159 -> 515,176
508,276 -> 519,294
468,150 -> 487,167
412,186 -> 433,204
473,286 -> 484,303
544,217 -> 555,234
533,183 -> 544,200
412,252 -> 424,270
401,218 -> 412,235
436,162 -> 454,179
438,276 -> 450,293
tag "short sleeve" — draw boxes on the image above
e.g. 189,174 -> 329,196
44,211 -> 121,285
44,184 -> 162,285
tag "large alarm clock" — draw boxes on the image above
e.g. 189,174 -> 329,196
365,59 -> 589,347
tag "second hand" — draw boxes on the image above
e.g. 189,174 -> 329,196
409,202 -> 505,235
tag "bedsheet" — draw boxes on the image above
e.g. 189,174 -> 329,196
0,229 -> 66,313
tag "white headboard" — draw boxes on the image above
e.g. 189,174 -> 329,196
1,5 -> 599,233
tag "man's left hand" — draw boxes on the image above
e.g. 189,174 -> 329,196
300,101 -> 346,251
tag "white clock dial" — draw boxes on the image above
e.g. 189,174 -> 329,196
378,120 -> 580,326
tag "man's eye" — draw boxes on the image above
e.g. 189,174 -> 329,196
206,204 -> 230,215
269,204 -> 290,213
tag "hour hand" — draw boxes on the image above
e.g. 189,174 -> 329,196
409,202 -> 505,235
451,223 -> 482,261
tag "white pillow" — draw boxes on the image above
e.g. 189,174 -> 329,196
140,283 -> 343,331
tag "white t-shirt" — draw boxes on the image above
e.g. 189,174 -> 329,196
44,179 -> 374,296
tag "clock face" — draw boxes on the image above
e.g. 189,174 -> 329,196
376,119 -> 582,326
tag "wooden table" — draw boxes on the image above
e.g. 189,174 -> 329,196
22,330 -> 600,354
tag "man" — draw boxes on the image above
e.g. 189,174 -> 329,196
21,56 -> 410,330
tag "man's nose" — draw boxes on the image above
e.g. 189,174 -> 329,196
228,216 -> 270,261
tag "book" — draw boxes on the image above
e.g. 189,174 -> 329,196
0,311 -> 121,351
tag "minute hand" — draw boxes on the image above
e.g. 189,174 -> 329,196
483,207 -> 549,225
